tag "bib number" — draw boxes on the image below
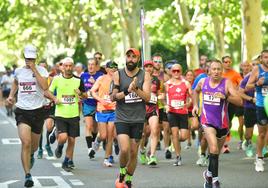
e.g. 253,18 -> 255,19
149,93 -> 157,104
19,82 -> 36,94
103,94 -> 111,103
170,100 -> 184,109
62,95 -> 75,104
203,94 -> 220,105
125,92 -> 142,103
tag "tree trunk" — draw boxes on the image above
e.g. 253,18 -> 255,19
242,0 -> 262,61
212,15 -> 225,59
174,0 -> 199,69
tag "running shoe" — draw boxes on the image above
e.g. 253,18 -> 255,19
62,162 -> 72,172
196,155 -> 208,167
255,158 -> 264,172
165,149 -> 172,159
68,160 -> 75,169
45,144 -> 53,157
148,155 -> 157,166
93,140 -> 101,151
24,173 -> 34,187
108,155 -> 115,164
115,178 -> 126,188
88,148 -> 95,159
173,156 -> 182,166
139,151 -> 147,165
212,180 -> 220,188
203,170 -> 212,188
103,158 -> 113,167
245,144 -> 254,157
262,146 -> 268,158
37,149 -> 43,159
114,142 -> 120,155
49,126 -> 56,144
55,146 -> 63,158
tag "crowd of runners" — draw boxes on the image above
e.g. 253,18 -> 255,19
2,44 -> 268,188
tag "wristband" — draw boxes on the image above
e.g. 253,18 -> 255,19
123,88 -> 129,96
114,84 -> 120,90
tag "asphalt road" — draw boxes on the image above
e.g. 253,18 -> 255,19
0,108 -> 267,188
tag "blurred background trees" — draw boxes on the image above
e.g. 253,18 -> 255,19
0,0 -> 267,70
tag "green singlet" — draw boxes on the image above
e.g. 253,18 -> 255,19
49,75 -> 82,118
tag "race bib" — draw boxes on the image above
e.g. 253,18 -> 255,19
203,94 -> 220,105
125,92 -> 142,103
87,91 -> 94,99
61,95 -> 75,104
103,94 -> 111,103
170,100 -> 184,109
262,87 -> 268,96
149,93 -> 157,104
19,82 -> 36,94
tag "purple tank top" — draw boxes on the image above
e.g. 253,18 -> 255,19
201,77 -> 229,129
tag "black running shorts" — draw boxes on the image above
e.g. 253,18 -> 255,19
15,107 -> 45,134
244,108 -> 257,128
167,112 -> 188,129
115,122 -> 144,140
55,116 -> 80,137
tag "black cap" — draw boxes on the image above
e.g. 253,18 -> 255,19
106,60 -> 118,68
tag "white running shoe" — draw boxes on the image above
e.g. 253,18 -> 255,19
255,158 -> 264,172
103,159 -> 112,167
196,155 -> 208,167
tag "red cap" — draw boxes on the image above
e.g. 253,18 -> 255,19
144,60 -> 154,67
126,48 -> 140,57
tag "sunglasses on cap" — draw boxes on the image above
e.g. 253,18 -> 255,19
172,69 -> 181,73
108,64 -> 118,69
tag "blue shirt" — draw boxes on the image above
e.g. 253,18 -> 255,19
81,71 -> 103,106
192,73 -> 208,90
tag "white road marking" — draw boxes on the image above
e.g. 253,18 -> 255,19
52,163 -> 62,168
32,176 -> 72,188
0,109 -> 16,128
1,138 -> 21,145
69,179 -> 84,186
60,170 -> 74,176
0,180 -> 19,188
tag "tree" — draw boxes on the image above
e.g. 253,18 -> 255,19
242,0 -> 262,61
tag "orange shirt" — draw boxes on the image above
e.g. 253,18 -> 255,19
96,75 -> 116,112
222,69 -> 242,87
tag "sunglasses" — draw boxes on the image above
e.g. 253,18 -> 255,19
172,69 -> 181,73
108,65 -> 118,69
153,60 -> 162,63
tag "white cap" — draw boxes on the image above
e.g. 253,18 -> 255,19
24,45 -> 37,59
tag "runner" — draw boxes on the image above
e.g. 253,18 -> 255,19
184,70 -> 199,149
139,60 -> 160,166
1,67 -> 14,116
80,58 -> 103,159
7,45 -> 48,187
165,64 -> 192,166
239,60 -> 256,157
221,55 -> 243,153
90,60 -> 118,167
192,59 -> 242,188
48,57 -> 86,172
112,48 -> 151,188
246,50 -> 268,172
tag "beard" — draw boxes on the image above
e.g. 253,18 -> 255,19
126,61 -> 138,71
